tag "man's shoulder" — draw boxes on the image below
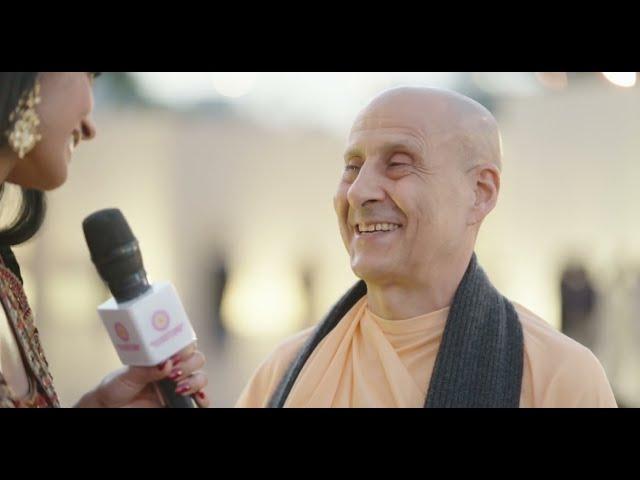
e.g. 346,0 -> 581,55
235,326 -> 316,407
251,325 -> 316,386
265,326 -> 316,370
513,302 -> 591,359
512,302 -> 616,407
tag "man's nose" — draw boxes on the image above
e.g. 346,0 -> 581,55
347,162 -> 386,208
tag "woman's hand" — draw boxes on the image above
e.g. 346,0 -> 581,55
76,343 -> 210,408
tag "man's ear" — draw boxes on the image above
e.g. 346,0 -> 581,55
468,163 -> 500,226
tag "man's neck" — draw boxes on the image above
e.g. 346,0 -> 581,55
365,250 -> 474,320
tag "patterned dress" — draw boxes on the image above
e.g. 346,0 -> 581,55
0,246 -> 60,407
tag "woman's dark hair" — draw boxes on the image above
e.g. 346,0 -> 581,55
0,72 -> 46,246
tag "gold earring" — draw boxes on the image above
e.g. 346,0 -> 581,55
5,80 -> 42,159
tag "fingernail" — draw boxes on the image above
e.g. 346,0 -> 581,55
169,369 -> 183,380
171,354 -> 181,364
176,384 -> 190,395
197,391 -> 206,399
157,361 -> 167,371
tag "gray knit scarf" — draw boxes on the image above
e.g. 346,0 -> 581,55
268,253 -> 524,408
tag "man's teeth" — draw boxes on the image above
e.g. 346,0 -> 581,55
358,223 -> 400,233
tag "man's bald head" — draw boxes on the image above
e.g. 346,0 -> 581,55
351,86 -> 502,171
335,85 -> 503,290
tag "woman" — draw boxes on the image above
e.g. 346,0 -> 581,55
0,72 -> 210,407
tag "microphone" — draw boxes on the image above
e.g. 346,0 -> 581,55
82,208 -> 198,408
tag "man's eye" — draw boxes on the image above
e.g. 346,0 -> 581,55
342,164 -> 360,182
389,152 -> 412,168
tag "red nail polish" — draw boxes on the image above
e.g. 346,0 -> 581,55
157,361 -> 167,371
176,384 -> 190,395
197,391 -> 206,399
171,354 -> 181,364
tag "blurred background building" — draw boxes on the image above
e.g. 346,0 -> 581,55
8,72 -> 640,407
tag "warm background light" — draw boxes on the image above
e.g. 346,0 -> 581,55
535,72 -> 569,90
212,72 -> 257,98
602,72 -> 637,88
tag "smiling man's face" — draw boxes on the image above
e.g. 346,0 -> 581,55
334,87 -> 488,287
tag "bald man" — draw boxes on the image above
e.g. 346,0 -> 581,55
236,87 -> 617,408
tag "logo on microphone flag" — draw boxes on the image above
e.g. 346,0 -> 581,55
115,322 -> 130,341
152,310 -> 171,331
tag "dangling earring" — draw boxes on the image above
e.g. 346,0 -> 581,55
5,80 -> 42,159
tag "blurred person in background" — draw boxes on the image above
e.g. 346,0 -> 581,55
0,72 -> 210,407
560,262 -> 598,350
597,264 -> 640,407
237,86 -> 617,408
209,251 -> 228,344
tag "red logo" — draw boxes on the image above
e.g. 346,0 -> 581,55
152,311 -> 171,331
114,322 -> 130,342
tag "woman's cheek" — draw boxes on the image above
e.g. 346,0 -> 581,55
27,135 -> 69,190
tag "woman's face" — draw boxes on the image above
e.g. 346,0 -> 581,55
6,72 -> 97,190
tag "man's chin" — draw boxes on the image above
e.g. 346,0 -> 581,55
351,259 -> 397,284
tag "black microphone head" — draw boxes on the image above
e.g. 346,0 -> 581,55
83,208 -> 150,303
